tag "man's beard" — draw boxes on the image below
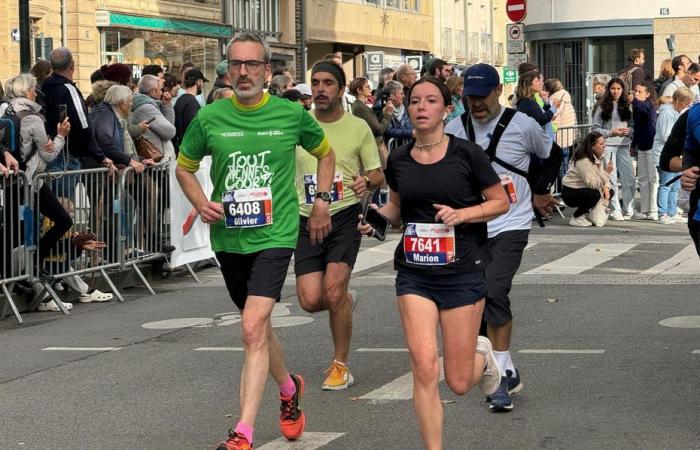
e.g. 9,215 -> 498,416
233,77 -> 264,100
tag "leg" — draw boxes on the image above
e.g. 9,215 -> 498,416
322,262 -> 353,363
668,178 -> 680,217
440,300 -> 487,395
605,146 -> 622,214
658,170 -> 671,217
637,151 -> 651,214
615,145 -> 636,216
37,184 -> 73,262
648,155 -> 659,216
397,294 -> 442,450
562,187 -> 601,217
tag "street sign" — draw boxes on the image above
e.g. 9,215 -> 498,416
366,51 -> 385,73
506,0 -> 527,23
506,23 -> 525,54
406,55 -> 422,73
507,53 -> 528,70
504,68 -> 518,83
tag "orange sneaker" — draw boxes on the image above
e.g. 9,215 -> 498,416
322,360 -> 354,391
217,430 -> 252,450
279,373 -> 306,440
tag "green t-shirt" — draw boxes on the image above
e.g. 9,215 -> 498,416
177,93 -> 330,254
295,112 -> 380,217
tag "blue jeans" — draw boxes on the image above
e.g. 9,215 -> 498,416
657,169 -> 680,217
604,145 -> 635,215
46,152 -> 81,200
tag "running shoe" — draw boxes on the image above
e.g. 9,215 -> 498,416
569,215 -> 592,227
630,211 -> 648,220
279,374 -> 306,440
490,376 -> 514,412
658,214 -> 674,224
217,430 -> 252,450
609,211 -> 625,221
476,336 -> 501,396
485,368 -> 523,402
322,360 -> 355,391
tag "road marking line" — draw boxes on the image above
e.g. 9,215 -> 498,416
518,349 -> 605,354
641,244 -> 700,275
692,350 -> 700,354
356,348 -> 409,352
352,240 -> 399,273
257,432 -> 345,449
193,347 -> 244,352
525,242 -> 537,250
360,357 -> 443,401
41,347 -> 122,351
523,243 -> 636,275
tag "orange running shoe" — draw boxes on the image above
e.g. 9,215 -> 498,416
217,430 -> 252,450
322,360 -> 354,390
279,373 -> 306,440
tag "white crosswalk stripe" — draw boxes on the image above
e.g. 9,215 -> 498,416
641,244 -> 700,275
360,358 -> 444,401
256,432 -> 345,449
523,243 -> 637,275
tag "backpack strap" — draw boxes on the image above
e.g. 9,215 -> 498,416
462,107 -> 526,177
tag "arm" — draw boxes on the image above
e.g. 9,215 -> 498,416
578,160 -> 607,190
147,107 -> 177,141
93,113 -> 131,166
307,150 -> 335,245
352,101 -> 391,137
592,108 -> 613,137
433,182 -> 510,226
175,165 -> 223,223
386,118 -> 414,140
517,98 -> 554,126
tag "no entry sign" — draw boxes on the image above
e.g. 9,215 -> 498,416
506,0 -> 527,23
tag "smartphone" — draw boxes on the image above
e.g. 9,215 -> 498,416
362,203 -> 390,241
58,104 -> 67,122
145,117 -> 156,124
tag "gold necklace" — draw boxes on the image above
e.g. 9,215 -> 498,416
414,134 -> 446,149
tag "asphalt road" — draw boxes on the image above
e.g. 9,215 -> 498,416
1,216 -> 699,450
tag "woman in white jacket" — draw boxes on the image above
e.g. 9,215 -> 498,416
562,131 -> 614,227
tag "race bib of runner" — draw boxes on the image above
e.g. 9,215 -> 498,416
500,174 -> 518,204
222,187 -> 273,228
403,223 -> 456,266
303,172 -> 344,204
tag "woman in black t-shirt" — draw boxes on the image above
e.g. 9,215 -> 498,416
358,77 -> 509,449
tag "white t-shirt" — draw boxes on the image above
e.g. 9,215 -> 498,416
445,107 -> 552,238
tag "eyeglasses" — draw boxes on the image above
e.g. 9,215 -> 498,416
227,59 -> 268,71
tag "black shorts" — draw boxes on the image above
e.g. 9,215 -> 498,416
395,269 -> 487,310
216,248 -> 293,310
294,203 -> 362,276
483,230 -> 529,326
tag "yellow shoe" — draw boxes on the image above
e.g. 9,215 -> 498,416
322,360 -> 354,391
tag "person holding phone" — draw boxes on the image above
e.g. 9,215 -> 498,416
358,76 -> 509,450
294,60 -> 384,391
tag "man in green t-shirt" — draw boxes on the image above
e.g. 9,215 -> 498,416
294,61 -> 384,391
175,32 -> 336,450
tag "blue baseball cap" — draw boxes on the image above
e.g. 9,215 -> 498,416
462,64 -> 500,97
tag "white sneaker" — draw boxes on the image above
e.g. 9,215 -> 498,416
37,299 -> 73,312
646,212 -> 659,221
630,211 -> 648,220
476,336 -> 502,396
674,213 -> 687,223
569,215 -> 593,227
78,289 -> 113,303
658,215 -> 674,224
609,211 -> 625,221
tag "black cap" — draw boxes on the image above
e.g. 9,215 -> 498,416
184,68 -> 209,83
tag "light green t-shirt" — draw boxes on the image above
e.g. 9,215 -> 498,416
177,93 -> 330,254
295,112 -> 380,217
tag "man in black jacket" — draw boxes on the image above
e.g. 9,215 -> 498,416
206,60 -> 232,104
174,68 -> 208,155
42,47 -> 113,172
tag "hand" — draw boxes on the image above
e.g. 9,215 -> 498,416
56,118 -> 70,137
142,158 -> 155,167
162,91 -> 172,104
433,203 -> 468,226
383,102 -> 394,114
129,159 -> 145,174
43,140 -> 55,153
611,128 -> 623,137
4,151 -> 19,173
681,166 -> 700,191
81,240 -> 107,252
533,193 -> 557,218
0,162 -> 8,178
540,91 -> 549,102
357,213 -> 374,237
603,187 -> 611,201
621,128 -> 630,136
102,157 -> 116,176
350,175 -> 367,197
606,160 -> 614,174
307,199 -> 331,245
551,98 -> 562,109
197,201 -> 224,224
138,120 -> 150,131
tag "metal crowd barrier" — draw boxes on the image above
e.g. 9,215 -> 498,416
0,171 -> 31,324
552,124 -> 593,218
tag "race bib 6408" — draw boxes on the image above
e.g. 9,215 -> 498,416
403,223 -> 456,266
222,187 -> 273,228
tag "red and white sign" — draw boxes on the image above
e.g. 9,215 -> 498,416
506,0 -> 527,23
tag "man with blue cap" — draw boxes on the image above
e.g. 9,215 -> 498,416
445,63 -> 555,413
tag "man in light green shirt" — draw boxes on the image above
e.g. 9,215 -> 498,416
294,60 -> 384,391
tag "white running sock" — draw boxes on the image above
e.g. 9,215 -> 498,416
494,350 -> 515,375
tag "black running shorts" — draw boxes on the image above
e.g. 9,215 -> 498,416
483,230 -> 529,326
294,203 -> 362,276
216,248 -> 293,310
395,269 -> 487,309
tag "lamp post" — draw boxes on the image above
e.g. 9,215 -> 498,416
19,0 -> 31,71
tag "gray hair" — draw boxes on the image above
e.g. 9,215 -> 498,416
138,74 -> 160,95
5,73 -> 37,99
50,47 -> 73,71
226,31 -> 271,63
104,85 -> 133,107
384,80 -> 403,96
268,74 -> 291,96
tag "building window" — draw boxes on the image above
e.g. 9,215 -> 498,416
441,27 -> 452,59
361,0 -> 419,12
232,0 -> 280,35
481,33 -> 492,62
495,42 -> 504,65
455,30 -> 466,61
469,32 -> 480,62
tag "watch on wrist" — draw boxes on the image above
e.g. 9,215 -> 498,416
315,191 -> 332,203
362,175 -> 371,189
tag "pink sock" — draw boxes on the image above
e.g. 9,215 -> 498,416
234,422 -> 254,444
279,374 -> 297,397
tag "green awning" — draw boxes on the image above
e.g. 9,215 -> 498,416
104,12 -> 232,39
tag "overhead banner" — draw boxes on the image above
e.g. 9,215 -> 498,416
169,158 -> 215,267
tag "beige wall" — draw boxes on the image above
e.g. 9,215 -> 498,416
653,18 -> 700,75
306,0 -> 434,52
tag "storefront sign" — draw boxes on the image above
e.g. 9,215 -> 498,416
366,51 -> 385,73
507,53 -> 528,69
504,68 -> 518,83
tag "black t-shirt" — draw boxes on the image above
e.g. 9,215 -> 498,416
174,93 -> 201,154
385,135 -> 502,274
